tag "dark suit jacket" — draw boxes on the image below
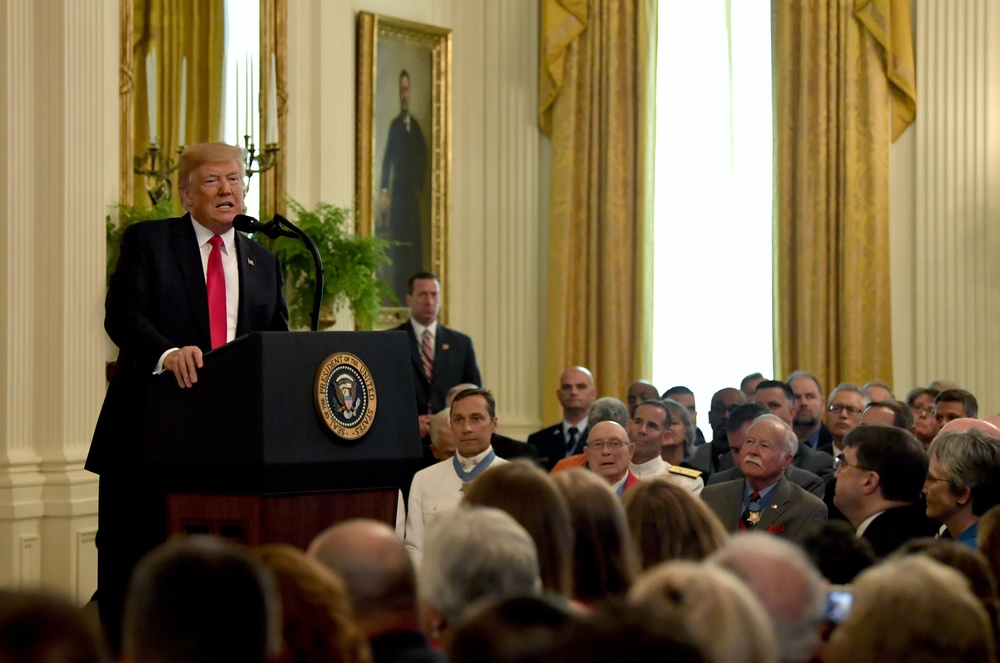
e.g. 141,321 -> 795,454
87,215 -> 288,476
491,433 -> 539,462
528,423 -> 589,471
701,476 -> 828,543
393,321 -> 481,416
687,443 -> 720,478
816,422 -> 835,455
861,503 -> 940,558
706,463 -> 826,499
794,443 -> 835,484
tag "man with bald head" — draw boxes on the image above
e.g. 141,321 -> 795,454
528,366 -> 598,470
308,519 -> 443,663
688,387 -> 746,477
582,420 -> 640,496
701,414 -> 827,543
626,380 -> 659,414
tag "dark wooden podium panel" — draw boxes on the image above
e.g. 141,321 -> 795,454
167,489 -> 399,550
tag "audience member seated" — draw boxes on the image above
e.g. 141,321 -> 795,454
661,386 -> 707,446
934,387 -> 979,434
122,536 -> 282,663
905,386 -> 939,447
859,399 -> 913,429
925,428 -> 1000,547
825,555 -> 995,663
629,561 -> 777,663
938,416 -> 1000,437
787,370 -> 833,452
0,589 -> 107,663
550,469 -> 638,608
528,366 -> 597,470
627,400 -> 703,493
307,519 -> 444,663
417,506 -> 541,650
710,532 -> 826,663
549,397 -> 629,472
823,382 -> 869,457
462,460 -> 574,596
447,595 -> 579,663
255,544 -> 371,663
428,408 -> 454,461
862,380 -> 894,403
800,520 -> 876,585
896,538 -> 1000,646
626,380 -> 659,414
662,398 -> 696,465
688,387 -> 746,477
622,479 -> 726,569
832,425 -> 938,557
740,372 -> 765,398
405,388 -> 508,567
707,403 -> 825,498
444,383 -> 538,461
701,414 -> 827,543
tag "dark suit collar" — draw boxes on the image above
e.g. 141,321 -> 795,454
170,215 -> 211,347
234,232 -> 258,336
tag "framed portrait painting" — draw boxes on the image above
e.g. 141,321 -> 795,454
356,12 -> 452,327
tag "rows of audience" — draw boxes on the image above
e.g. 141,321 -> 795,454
5,371 -> 1000,663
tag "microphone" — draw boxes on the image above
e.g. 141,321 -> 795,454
233,214 -> 298,239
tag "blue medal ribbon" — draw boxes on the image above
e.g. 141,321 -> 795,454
453,449 -> 497,483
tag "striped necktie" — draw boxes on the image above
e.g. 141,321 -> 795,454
421,329 -> 434,382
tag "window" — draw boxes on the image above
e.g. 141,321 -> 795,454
222,0 -> 261,219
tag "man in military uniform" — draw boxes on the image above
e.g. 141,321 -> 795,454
627,400 -> 703,494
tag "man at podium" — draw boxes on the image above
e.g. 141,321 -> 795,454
87,142 -> 289,651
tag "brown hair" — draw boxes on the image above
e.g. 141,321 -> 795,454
623,479 -> 727,569
177,142 -> 246,191
255,544 -> 371,663
462,460 -> 574,596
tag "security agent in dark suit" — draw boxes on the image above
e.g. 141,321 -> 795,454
832,425 -> 939,557
687,387 -> 746,477
87,142 -> 289,651
527,366 -> 597,470
392,272 -> 482,440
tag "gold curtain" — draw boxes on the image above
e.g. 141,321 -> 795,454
133,0 -> 225,206
538,0 -> 655,422
855,0 -> 916,141
773,0 -> 904,390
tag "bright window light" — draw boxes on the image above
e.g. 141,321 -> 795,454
222,0 -> 261,219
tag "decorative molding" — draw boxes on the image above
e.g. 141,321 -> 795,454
19,534 -> 40,584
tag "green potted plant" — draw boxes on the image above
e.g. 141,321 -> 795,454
263,198 -> 395,330
105,200 -> 178,283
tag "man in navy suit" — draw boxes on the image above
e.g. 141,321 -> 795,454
527,366 -> 597,470
88,142 -> 288,651
392,272 -> 481,440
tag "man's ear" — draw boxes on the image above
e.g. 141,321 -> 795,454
862,471 -> 881,496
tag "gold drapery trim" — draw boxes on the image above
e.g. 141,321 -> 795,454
539,0 -> 651,423
854,0 -> 916,141
133,0 -> 225,205
773,0 -> 893,391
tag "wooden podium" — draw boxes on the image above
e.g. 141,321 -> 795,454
143,331 -> 423,549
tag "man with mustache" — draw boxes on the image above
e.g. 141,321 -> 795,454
701,414 -> 828,543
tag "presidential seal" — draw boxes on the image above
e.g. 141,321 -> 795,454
314,352 -> 377,440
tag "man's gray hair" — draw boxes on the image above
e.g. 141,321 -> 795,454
663,398 -> 696,457
588,397 -> 629,428
828,382 -> 870,408
786,370 -> 824,398
751,413 -> 799,457
418,506 -> 541,624
710,532 -> 826,663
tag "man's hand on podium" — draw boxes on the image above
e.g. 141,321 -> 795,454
163,346 -> 205,388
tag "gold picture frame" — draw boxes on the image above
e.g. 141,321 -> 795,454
356,12 -> 452,328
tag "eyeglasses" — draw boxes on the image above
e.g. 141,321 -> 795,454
833,454 -> 870,472
587,439 -> 628,452
828,404 -> 863,416
912,405 -> 934,416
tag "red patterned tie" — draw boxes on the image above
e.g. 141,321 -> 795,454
207,235 -> 227,349
421,329 -> 434,382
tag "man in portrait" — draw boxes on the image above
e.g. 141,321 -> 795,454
379,68 -> 428,299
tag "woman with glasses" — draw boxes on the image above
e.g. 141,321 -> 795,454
924,428 -> 1000,547
906,387 -> 939,448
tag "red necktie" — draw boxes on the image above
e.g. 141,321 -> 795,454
207,235 -> 227,349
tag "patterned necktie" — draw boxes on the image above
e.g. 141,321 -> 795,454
207,235 -> 227,349
420,329 -> 434,382
566,427 -> 579,456
743,491 -> 762,528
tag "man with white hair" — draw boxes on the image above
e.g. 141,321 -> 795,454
710,532 -> 827,663
700,414 -> 827,542
418,506 -> 540,646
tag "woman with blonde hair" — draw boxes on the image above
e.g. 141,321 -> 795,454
629,561 -> 776,663
623,478 -> 727,568
255,544 -> 371,663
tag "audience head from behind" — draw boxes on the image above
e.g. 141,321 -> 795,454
626,380 -> 659,415
800,520 -> 877,585
0,589 -> 107,663
429,407 -> 455,461
418,505 -> 540,647
462,460 -> 574,597
710,532 -> 825,663
122,536 -> 282,663
622,478 -> 726,569
587,396 -> 630,429
629,561 -> 776,663
448,594 -> 580,663
826,555 -> 995,663
445,383 -> 480,407
925,428 -> 1000,545
254,543 -> 371,663
550,469 -> 638,606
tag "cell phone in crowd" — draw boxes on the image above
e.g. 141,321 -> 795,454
823,585 -> 853,624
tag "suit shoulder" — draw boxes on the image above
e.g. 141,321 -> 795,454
121,215 -> 186,240
437,324 -> 473,343
788,481 -> 827,508
527,423 -> 561,442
